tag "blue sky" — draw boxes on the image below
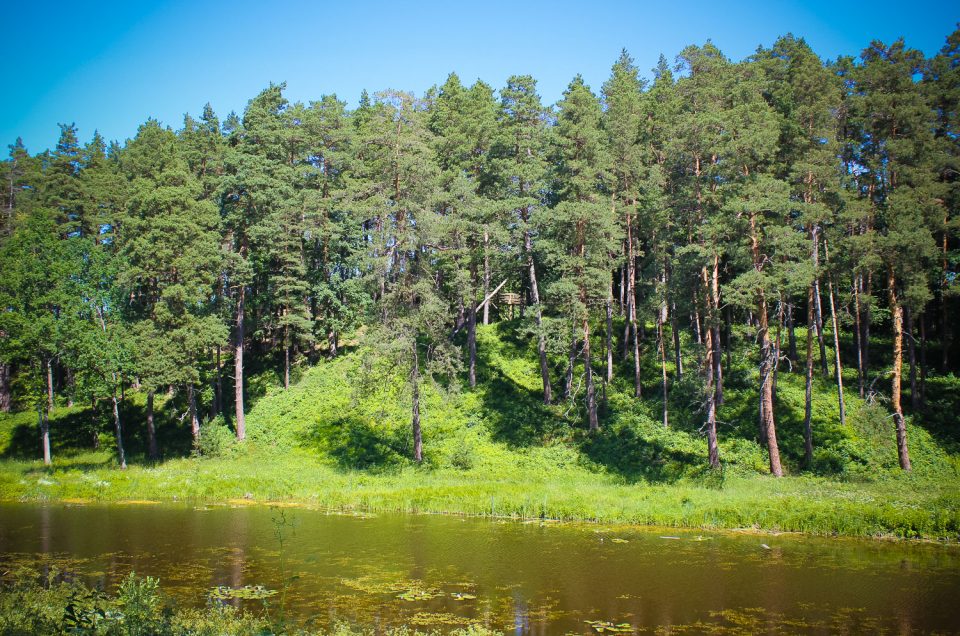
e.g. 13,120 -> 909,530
3,0 -> 957,153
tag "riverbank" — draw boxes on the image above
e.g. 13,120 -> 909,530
2,448 -> 958,540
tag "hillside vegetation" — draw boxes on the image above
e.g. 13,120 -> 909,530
2,323 -> 958,539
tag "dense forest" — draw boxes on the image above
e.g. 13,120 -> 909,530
1,29 -> 958,479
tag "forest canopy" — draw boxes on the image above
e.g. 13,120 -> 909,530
1,29 -> 958,479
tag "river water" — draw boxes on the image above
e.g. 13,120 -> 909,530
1,503 -> 958,633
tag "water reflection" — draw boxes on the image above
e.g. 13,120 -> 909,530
0,504 -> 958,634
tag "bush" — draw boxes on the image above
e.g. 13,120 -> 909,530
194,416 -> 236,458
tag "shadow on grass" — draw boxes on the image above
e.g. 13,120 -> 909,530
308,415 -> 407,471
472,322 -> 569,448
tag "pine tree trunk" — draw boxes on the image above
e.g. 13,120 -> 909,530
525,228 -> 552,405
65,367 -> 74,408
234,285 -> 246,441
906,307 -> 918,412
112,393 -> 126,470
759,294 -> 783,477
631,307 -> 641,400
146,391 -> 159,460
671,301 -> 682,379
919,312 -> 928,408
91,398 -> 100,450
786,304 -> 798,364
46,358 -> 54,413
823,237 -> 846,425
705,323 -> 719,467
804,287 -> 815,468
188,384 -> 200,444
411,345 -> 422,463
619,264 -> 626,315
888,268 -> 911,471
468,302 -> 477,388
584,318 -> 598,432
853,275 -> 865,398
284,342 -> 291,390
863,273 -> 872,383
330,330 -> 339,357
811,227 -> 829,378
39,405 -> 51,466
211,346 -> 221,418
711,255 -> 723,406
0,362 -> 11,412
606,287 -> 614,384
658,297 -> 669,429
564,332 -> 577,400
942,226 -> 951,371
482,231 -> 490,325
692,289 -> 702,345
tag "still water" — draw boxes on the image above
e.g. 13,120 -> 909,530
1,503 -> 958,634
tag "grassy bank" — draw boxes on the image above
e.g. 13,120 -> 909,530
1,449 -> 958,539
1,323 -> 958,539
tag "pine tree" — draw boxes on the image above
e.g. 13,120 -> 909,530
544,75 -> 618,431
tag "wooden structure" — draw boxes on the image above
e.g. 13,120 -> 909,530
499,291 -> 522,320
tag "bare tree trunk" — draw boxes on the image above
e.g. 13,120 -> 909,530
468,303 -> 477,388
112,393 -> 126,470
804,287 -> 815,468
0,362 -> 11,412
584,318 -> 598,432
888,268 -> 911,471
906,307 -> 918,412
234,285 -> 246,441
525,228 -> 552,405
411,345 -> 422,463
39,405 -> 51,466
188,384 -> 200,444
146,391 -> 159,460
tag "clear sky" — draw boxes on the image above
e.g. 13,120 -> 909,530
3,0 -> 957,153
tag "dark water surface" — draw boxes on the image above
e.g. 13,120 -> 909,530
1,503 -> 958,634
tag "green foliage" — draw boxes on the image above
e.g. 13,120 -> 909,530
194,415 -> 237,458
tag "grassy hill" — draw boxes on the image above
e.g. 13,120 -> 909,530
1,321 -> 958,538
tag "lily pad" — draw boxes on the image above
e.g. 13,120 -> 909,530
208,585 -> 277,601
584,619 -> 634,633
397,587 -> 442,601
